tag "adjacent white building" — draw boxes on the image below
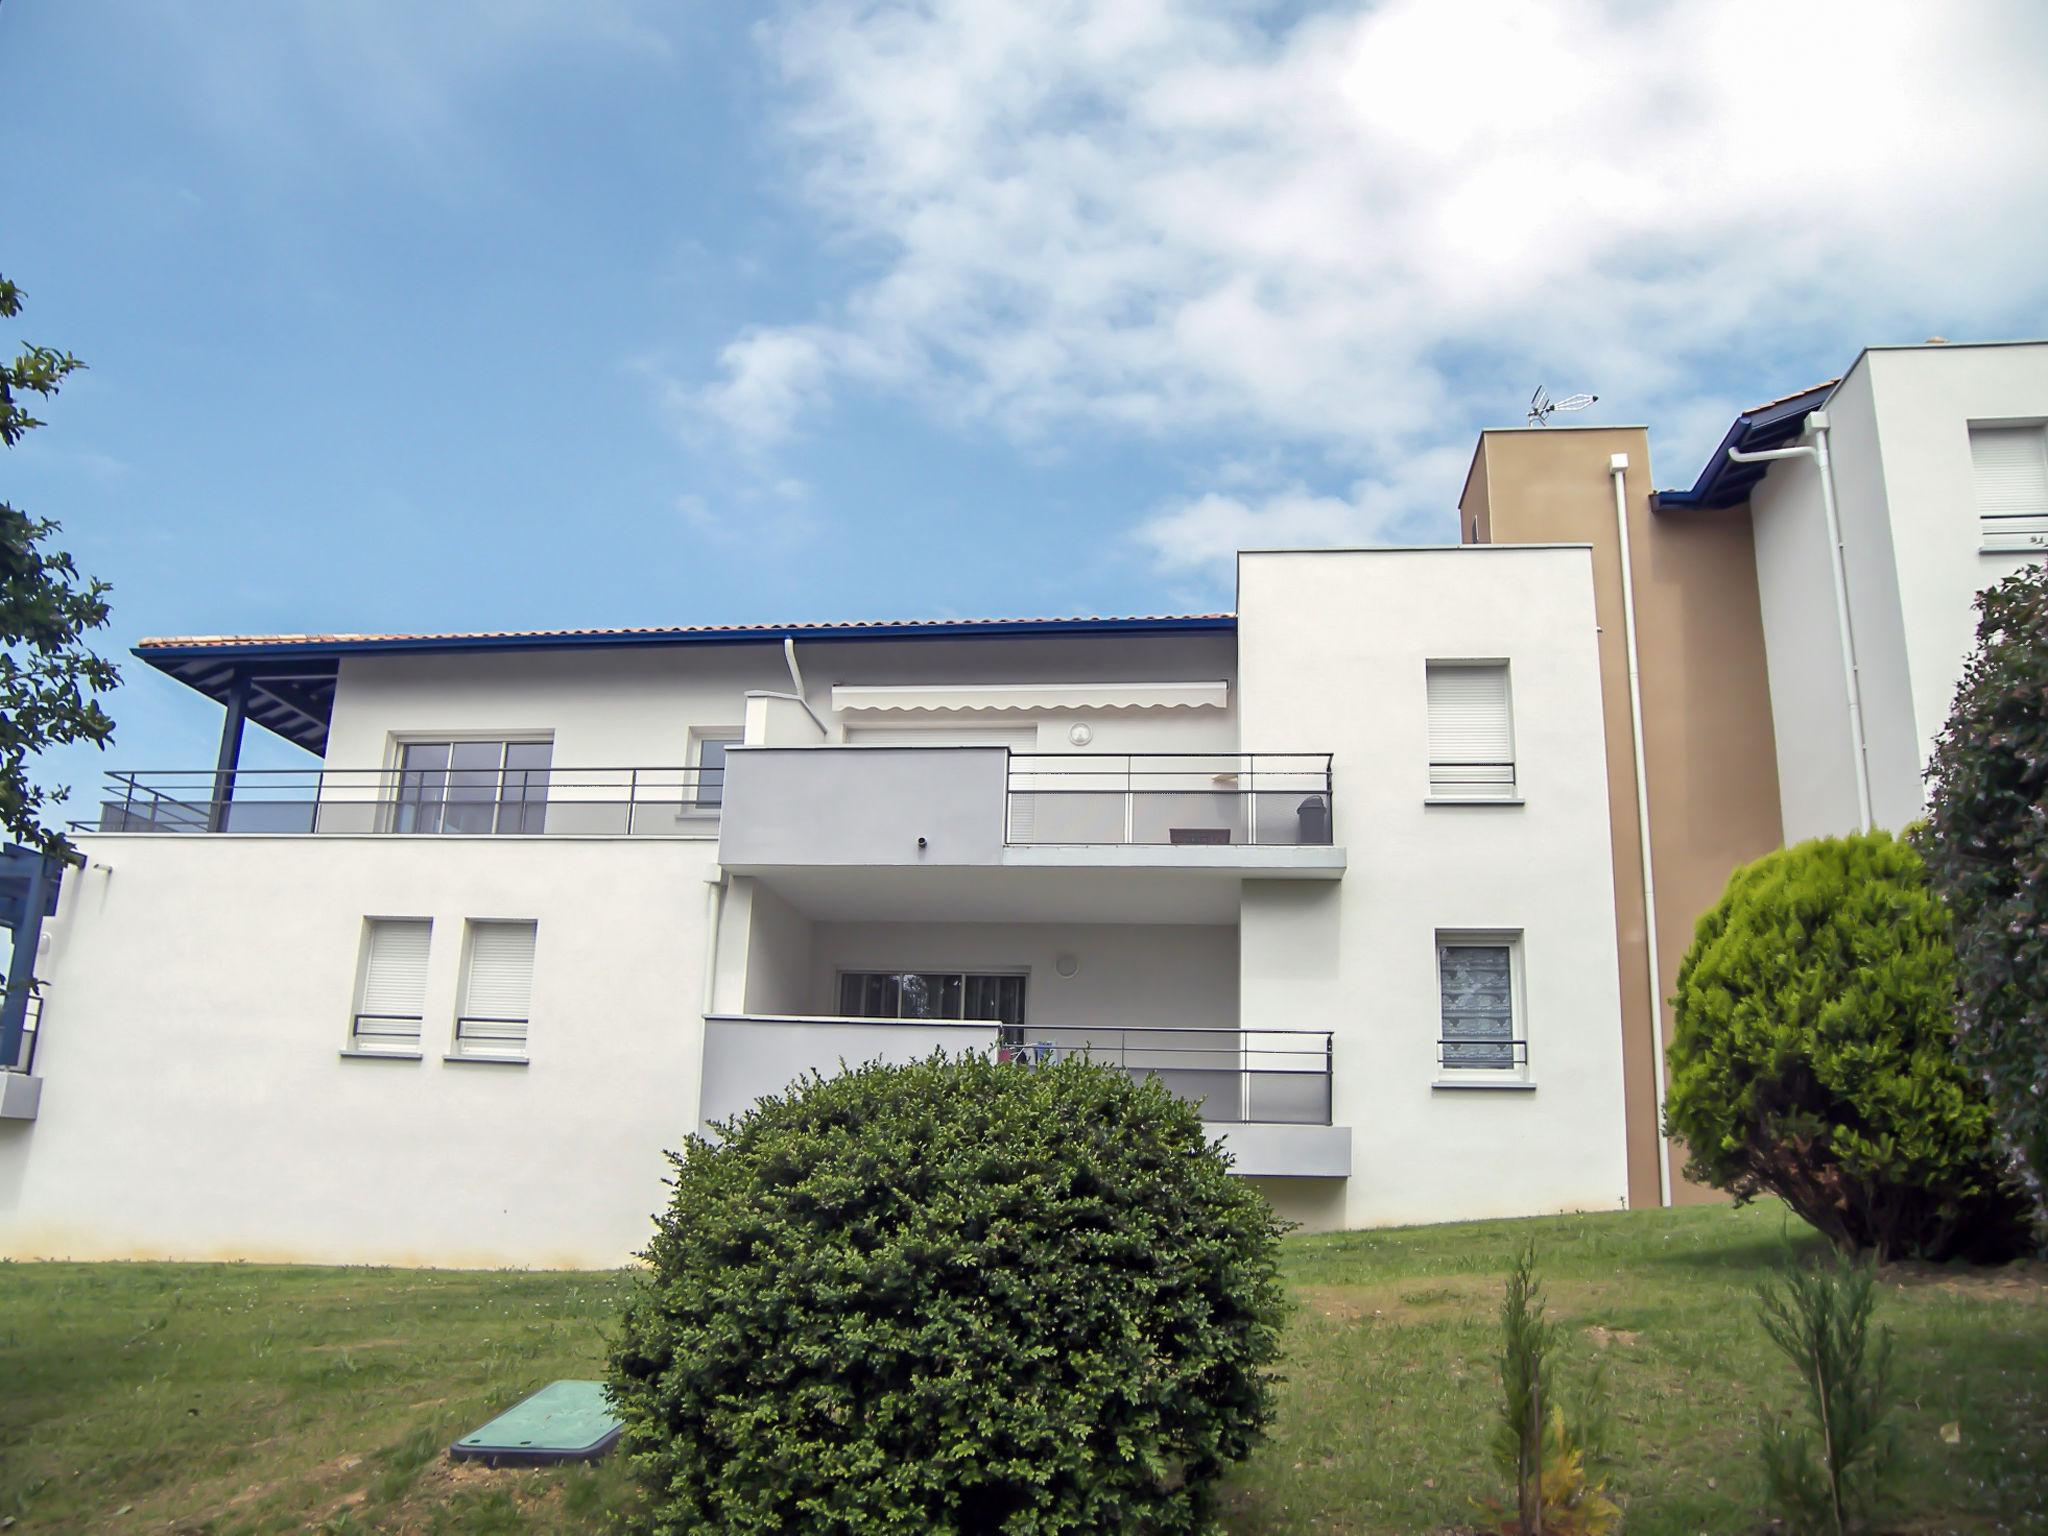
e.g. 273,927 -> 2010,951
1658,340 -> 2048,841
0,550 -> 1630,1267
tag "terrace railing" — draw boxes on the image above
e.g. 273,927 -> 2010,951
711,1015 -> 1334,1125
1005,753 -> 1334,847
83,767 -> 722,838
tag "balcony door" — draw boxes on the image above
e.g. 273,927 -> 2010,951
393,739 -> 553,835
837,970 -> 1027,1046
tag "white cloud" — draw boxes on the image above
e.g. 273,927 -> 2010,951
690,0 -> 2048,571
1136,442 -> 1470,571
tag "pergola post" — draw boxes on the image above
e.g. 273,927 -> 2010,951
0,851 -> 53,1071
207,668 -> 251,833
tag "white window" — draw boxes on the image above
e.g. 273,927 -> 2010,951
455,920 -> 537,1059
687,729 -> 741,812
1436,935 -> 1525,1074
351,918 -> 430,1053
838,970 -> 1028,1044
1427,661 -> 1516,799
392,739 -> 553,835
1970,423 -> 2048,552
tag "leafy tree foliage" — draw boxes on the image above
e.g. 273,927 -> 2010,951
1665,831 -> 2030,1262
1,274 -> 116,854
1918,560 -> 2048,1215
609,1052 -> 1288,1536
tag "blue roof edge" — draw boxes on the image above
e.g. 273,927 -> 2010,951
1653,383 -> 1836,512
132,613 -> 1239,666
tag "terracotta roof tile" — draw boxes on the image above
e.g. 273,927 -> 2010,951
1744,379 -> 1838,415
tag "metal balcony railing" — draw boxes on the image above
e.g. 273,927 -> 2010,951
80,767 -> 722,838
715,1015 -> 1334,1125
1427,759 -> 1517,799
1005,753 -> 1333,847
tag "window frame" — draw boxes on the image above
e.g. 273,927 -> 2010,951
834,967 -> 1030,1041
384,733 -> 555,836
1424,659 -> 1520,803
450,917 -> 538,1063
346,915 -> 432,1058
1967,419 -> 2048,555
683,727 -> 743,816
1433,930 -> 1530,1085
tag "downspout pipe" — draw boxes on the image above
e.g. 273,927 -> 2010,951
1610,454 -> 1673,1209
746,637 -> 830,734
1727,410 -> 1872,832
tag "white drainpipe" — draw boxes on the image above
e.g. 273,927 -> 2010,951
701,874 -> 727,1017
1727,410 -> 1872,833
1610,453 -> 1673,1209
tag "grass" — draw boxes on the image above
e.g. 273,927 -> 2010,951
0,1202 -> 2040,1534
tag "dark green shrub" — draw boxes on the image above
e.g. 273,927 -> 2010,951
1755,1251 -> 1897,1536
1665,831 -> 2030,1262
1918,560 -> 2048,1219
609,1053 -> 1288,1536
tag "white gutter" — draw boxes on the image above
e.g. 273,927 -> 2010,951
701,874 -> 727,1016
1727,410 -> 1872,832
1610,453 -> 1673,1209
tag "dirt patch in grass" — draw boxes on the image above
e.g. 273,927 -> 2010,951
1880,1258 -> 2048,1303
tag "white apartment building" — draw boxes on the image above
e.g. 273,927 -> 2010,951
3,339 -> 2039,1264
0,546 -> 1631,1267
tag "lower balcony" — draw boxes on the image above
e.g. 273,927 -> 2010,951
699,1015 -> 1351,1178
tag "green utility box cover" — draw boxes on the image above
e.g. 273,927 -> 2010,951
448,1379 -> 623,1467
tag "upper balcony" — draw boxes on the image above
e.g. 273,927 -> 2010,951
80,766 -> 721,839
720,747 -> 1341,872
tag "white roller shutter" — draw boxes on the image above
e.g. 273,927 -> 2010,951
459,921 -> 536,1056
1427,663 -> 1515,797
1971,425 -> 2048,552
354,918 -> 430,1049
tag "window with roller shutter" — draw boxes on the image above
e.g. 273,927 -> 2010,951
455,920 -> 537,1059
1427,661 -> 1516,799
1970,422 -> 2048,553
351,918 -> 430,1053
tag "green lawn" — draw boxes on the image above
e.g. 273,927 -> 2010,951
0,1202 -> 2040,1534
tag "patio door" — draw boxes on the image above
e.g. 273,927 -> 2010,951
837,970 -> 1028,1047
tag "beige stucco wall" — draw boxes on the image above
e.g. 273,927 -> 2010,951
1462,428 -> 1784,1206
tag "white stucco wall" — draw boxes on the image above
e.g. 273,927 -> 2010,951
1861,345 -> 2048,761
0,834 -> 718,1268
322,630 -> 1242,774
1749,372 -> 1905,840
1746,344 -> 2048,840
1235,546 -> 1630,1226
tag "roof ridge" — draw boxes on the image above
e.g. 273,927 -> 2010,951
135,612 -> 1237,649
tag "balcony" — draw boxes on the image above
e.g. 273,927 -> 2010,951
1006,753 -> 1332,847
716,749 -> 1343,915
699,1015 -> 1350,1178
81,767 -> 721,838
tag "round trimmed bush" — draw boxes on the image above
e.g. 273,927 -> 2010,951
609,1052 -> 1288,1535
1665,830 -> 2031,1262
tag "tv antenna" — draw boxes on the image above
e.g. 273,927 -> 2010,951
1527,386 -> 1598,426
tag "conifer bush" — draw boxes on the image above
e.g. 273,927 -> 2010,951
608,1052 -> 1288,1536
1665,831 -> 2030,1262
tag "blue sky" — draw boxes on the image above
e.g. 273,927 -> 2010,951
4,0 -> 2047,801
